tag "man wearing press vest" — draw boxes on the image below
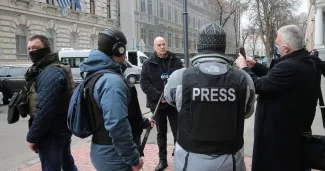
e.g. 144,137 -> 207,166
140,36 -> 183,170
164,23 -> 255,171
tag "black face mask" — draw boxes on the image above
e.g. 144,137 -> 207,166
29,47 -> 52,63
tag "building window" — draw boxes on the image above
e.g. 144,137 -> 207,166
182,12 -> 184,23
140,28 -> 147,44
16,26 -> 27,59
159,2 -> 164,18
174,8 -> 178,24
182,37 -> 184,48
168,27 -> 172,47
188,15 -> 191,25
175,29 -> 179,48
159,24 -> 164,37
148,0 -> 152,15
107,0 -> 111,18
90,0 -> 95,15
148,30 -> 154,46
46,0 -> 54,5
193,17 -> 196,28
188,35 -> 191,51
141,0 -> 146,12
90,35 -> 97,49
193,33 -> 197,50
45,30 -> 55,51
71,32 -> 78,49
198,19 -> 201,28
168,5 -> 171,21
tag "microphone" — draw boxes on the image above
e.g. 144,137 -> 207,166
161,72 -> 169,81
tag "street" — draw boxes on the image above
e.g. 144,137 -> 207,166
0,84 -> 164,171
0,81 -> 325,171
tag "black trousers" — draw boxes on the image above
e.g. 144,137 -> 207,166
151,105 -> 178,161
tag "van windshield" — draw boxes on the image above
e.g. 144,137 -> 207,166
61,57 -> 86,68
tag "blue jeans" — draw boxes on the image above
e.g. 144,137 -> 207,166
38,134 -> 78,171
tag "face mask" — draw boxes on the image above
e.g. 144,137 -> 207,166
275,45 -> 286,57
29,47 -> 52,63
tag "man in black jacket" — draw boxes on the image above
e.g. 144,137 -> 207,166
140,36 -> 183,171
235,25 -> 319,171
26,35 -> 77,171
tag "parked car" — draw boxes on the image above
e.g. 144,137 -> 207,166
0,65 -> 30,104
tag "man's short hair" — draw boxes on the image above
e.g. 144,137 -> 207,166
29,35 -> 51,48
277,25 -> 304,50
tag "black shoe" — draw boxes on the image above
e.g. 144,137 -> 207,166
155,160 -> 168,171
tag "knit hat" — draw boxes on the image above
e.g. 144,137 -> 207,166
197,23 -> 226,52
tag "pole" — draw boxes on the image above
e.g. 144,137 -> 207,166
183,0 -> 189,68
140,93 -> 164,156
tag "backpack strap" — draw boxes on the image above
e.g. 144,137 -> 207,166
83,72 -> 106,133
82,70 -> 127,144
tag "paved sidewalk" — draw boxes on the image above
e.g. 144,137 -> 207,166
19,142 -> 252,171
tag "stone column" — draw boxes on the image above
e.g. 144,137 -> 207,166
314,6 -> 324,48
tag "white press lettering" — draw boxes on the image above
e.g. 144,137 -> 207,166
191,87 -> 237,102
201,88 -> 209,101
210,88 -> 219,101
228,88 -> 236,101
192,88 -> 200,100
219,88 -> 227,102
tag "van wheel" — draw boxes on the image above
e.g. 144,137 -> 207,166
127,75 -> 137,84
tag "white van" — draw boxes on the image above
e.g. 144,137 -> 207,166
58,48 -> 142,84
126,50 -> 148,67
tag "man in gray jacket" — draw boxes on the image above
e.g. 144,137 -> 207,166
164,23 -> 255,171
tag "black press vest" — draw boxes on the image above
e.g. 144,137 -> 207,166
178,64 -> 247,155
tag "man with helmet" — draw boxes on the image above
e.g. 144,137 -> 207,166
164,23 -> 256,171
80,28 -> 154,171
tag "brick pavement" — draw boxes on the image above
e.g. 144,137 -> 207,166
19,143 -> 252,171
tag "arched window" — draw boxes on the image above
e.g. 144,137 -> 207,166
16,26 -> 28,59
90,34 -> 97,49
181,29 -> 184,48
159,24 -> 165,37
71,32 -> 78,49
45,29 -> 56,51
174,29 -> 179,48
167,26 -> 172,47
193,33 -> 197,51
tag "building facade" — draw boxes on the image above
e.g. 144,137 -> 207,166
120,0 -> 238,56
0,0 -> 119,63
244,35 -> 266,57
306,0 -> 325,60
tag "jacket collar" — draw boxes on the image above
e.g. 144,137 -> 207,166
270,48 -> 309,68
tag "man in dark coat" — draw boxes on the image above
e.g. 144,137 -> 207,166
140,36 -> 183,171
235,25 -> 320,171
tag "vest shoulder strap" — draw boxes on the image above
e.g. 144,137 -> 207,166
50,62 -> 71,73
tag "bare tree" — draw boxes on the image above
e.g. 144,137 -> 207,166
242,30 -> 249,47
249,0 -> 301,64
208,0 -> 250,28
244,26 -> 259,56
251,33 -> 259,56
